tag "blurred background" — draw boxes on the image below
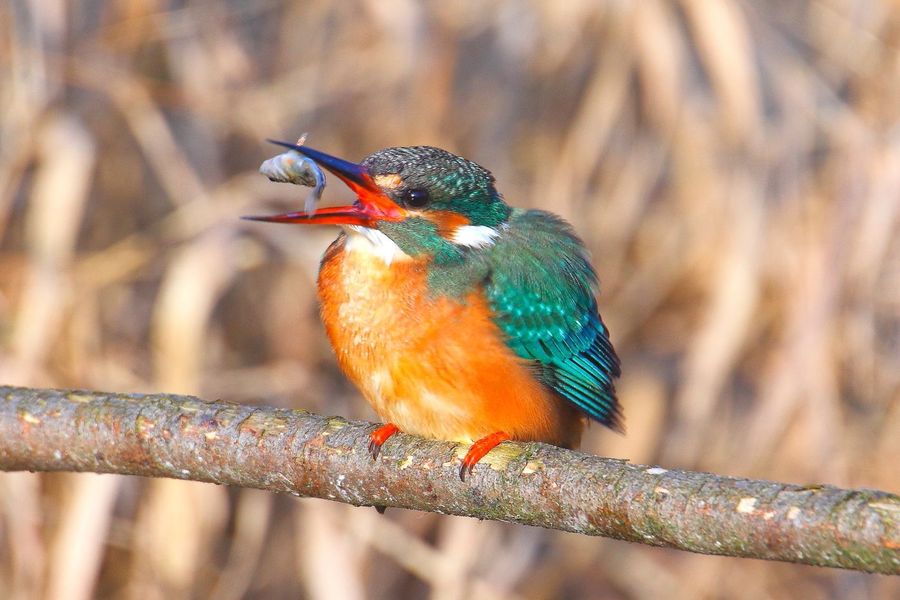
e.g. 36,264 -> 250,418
1,1 -> 898,598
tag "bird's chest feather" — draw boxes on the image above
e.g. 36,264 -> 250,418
318,234 -> 437,358
316,231 -> 581,446
317,233 -> 469,433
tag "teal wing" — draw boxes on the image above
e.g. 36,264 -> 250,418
485,210 -> 622,429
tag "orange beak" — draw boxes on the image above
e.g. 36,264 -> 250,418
243,141 -> 406,227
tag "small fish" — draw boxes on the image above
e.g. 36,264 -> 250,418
259,134 -> 326,215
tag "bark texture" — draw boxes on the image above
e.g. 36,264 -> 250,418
0,385 -> 897,574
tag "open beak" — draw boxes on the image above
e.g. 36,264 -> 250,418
243,141 -> 406,226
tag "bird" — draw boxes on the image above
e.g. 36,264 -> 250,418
246,142 -> 622,480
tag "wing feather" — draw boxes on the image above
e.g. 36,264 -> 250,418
485,210 -> 622,429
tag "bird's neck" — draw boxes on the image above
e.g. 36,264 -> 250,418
346,220 -> 506,265
338,225 -> 498,300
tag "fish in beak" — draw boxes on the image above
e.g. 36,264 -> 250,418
244,140 -> 406,227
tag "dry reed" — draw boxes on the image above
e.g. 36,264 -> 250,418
1,1 -> 898,598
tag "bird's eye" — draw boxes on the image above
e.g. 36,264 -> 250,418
402,188 -> 431,208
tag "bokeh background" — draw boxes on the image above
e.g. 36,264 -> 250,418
1,1 -> 899,598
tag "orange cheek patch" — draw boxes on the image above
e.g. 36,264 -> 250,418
374,174 -> 403,189
428,210 -> 471,238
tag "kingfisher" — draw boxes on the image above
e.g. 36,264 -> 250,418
246,142 -> 622,479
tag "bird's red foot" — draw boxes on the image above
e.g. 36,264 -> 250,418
460,431 -> 511,481
368,423 -> 400,459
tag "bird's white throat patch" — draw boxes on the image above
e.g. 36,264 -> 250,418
345,225 -> 410,265
450,225 -> 500,248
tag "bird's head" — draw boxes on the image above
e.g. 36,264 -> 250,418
246,142 -> 511,262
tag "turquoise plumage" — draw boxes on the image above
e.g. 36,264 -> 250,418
485,209 -> 622,429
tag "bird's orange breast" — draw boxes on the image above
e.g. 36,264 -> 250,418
317,232 -> 584,447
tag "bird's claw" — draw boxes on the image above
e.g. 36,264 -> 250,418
458,431 -> 511,481
368,423 -> 400,460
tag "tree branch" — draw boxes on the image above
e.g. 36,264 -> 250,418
0,385 -> 897,574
